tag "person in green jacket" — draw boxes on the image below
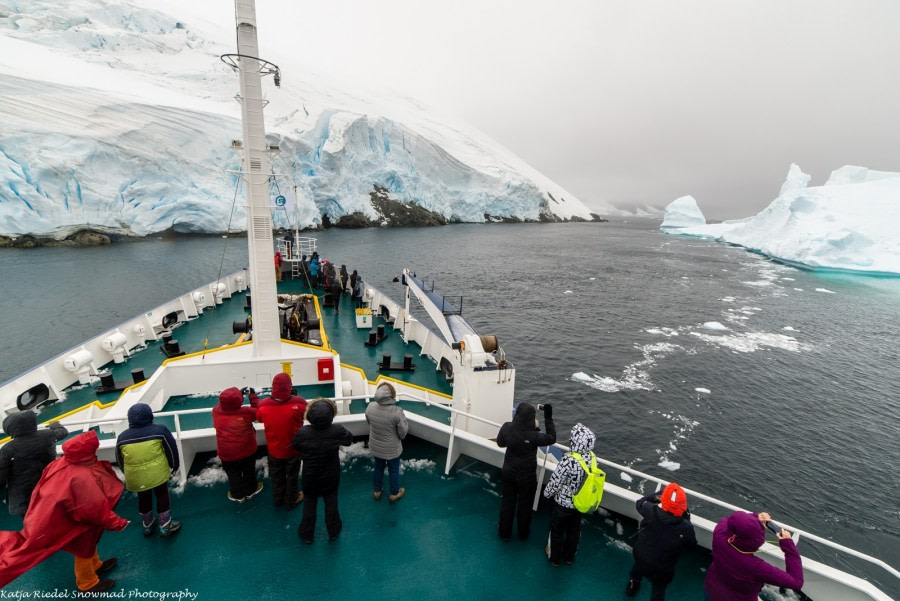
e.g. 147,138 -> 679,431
115,404 -> 181,538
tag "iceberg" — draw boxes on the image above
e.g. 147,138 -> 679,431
660,196 -> 706,229
662,164 -> 900,275
0,1 -> 612,238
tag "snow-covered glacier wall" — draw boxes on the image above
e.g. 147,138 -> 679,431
0,1 -> 611,238
664,164 -> 900,275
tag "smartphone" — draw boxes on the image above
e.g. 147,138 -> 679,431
766,520 -> 790,536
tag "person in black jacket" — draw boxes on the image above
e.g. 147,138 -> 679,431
292,398 -> 353,544
626,482 -> 697,600
0,411 -> 68,516
495,402 -> 556,541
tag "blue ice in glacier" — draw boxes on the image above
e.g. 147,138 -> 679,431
0,1 -> 612,238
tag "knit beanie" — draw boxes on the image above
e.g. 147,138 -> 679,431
660,482 -> 688,516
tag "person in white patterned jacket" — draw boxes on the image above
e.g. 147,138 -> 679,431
542,423 -> 596,566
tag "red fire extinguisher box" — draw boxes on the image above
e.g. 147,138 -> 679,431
317,357 -> 334,381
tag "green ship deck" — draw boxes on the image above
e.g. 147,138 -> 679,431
0,277 -> 716,598
1,437 -> 711,599
25,278 -> 452,428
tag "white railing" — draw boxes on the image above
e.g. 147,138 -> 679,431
53,393 -> 897,587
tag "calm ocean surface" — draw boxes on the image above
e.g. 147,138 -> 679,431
1,220 -> 898,595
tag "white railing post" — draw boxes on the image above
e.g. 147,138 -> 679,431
444,409 -> 458,476
533,449 -> 551,511
173,414 -> 187,485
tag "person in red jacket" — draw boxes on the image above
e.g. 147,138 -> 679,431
256,372 -> 307,509
0,430 -> 129,592
213,386 -> 262,503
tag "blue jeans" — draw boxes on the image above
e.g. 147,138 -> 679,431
373,456 -> 401,495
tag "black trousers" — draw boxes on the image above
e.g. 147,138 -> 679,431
268,454 -> 300,505
629,555 -> 675,601
498,474 -> 537,540
298,489 -> 341,542
138,482 -> 170,514
222,454 -> 258,499
549,501 -> 582,564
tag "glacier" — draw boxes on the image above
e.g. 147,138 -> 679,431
660,195 -> 706,229
661,164 -> 900,275
0,1 -> 612,239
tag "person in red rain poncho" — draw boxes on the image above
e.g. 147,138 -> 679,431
0,430 -> 129,592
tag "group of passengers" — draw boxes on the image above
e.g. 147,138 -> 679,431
496,402 -> 803,601
293,251 -> 365,311
1,380 -> 802,600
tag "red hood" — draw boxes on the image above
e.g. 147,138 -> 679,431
219,387 -> 244,411
271,372 -> 294,401
62,431 -> 99,464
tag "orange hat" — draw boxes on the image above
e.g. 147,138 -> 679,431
660,482 -> 687,516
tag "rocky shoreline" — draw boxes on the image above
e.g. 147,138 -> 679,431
0,188 -> 608,248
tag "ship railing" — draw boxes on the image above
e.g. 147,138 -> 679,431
55,396 -> 898,587
532,433 -> 900,585
392,393 -> 899,586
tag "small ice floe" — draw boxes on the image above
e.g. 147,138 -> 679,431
564,290 -> 574,294
402,458 -> 436,473
815,288 -> 836,294
620,472 -> 633,483
701,321 -> 729,331
695,387 -> 711,394
794,288 -> 803,292
658,459 -> 681,471
782,326 -> 795,331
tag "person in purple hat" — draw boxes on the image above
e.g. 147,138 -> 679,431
704,510 -> 803,601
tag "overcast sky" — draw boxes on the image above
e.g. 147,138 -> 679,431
163,1 -> 900,219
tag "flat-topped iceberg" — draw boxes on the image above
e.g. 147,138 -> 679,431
662,164 -> 900,275
660,195 -> 706,229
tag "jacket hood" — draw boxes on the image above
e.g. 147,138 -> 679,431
127,403 -> 154,427
569,423 -> 595,455
62,430 -> 99,464
307,398 -> 336,429
513,403 -> 536,427
3,410 -> 37,438
219,387 -> 244,411
373,383 -> 397,405
727,511 -> 765,552
271,373 -> 294,401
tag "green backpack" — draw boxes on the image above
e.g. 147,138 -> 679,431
569,451 -> 606,513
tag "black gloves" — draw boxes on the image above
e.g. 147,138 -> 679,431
541,403 -> 553,419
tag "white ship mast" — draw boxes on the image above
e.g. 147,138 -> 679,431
224,0 -> 282,357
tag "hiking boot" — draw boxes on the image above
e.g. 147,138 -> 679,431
625,578 -> 640,597
388,488 -> 405,503
328,523 -> 342,542
159,519 -> 181,538
84,579 -> 116,593
373,490 -> 382,501
246,481 -> 264,501
142,517 -> 156,538
287,491 -> 304,510
97,557 -> 118,575
227,491 -> 246,503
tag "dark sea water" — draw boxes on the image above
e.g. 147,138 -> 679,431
1,220 -> 898,596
